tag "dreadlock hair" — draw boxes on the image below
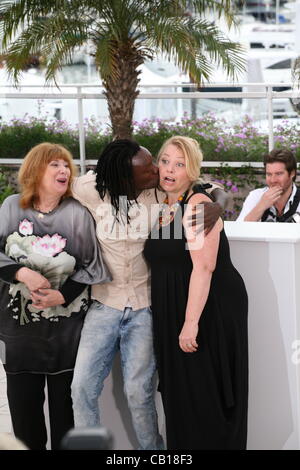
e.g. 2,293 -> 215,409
95,139 -> 141,223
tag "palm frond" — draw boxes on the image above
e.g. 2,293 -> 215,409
142,14 -> 245,83
94,35 -> 120,81
0,0 -> 245,137
4,12 -> 89,83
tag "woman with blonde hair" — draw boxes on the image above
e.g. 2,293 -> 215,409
0,142 -> 110,450
144,136 -> 248,449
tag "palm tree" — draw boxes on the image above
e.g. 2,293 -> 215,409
0,0 -> 245,139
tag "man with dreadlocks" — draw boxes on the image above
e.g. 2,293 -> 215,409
71,139 -> 226,450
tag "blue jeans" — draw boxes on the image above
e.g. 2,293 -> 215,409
71,301 -> 164,450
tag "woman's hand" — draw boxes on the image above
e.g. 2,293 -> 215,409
179,321 -> 199,353
15,267 -> 51,291
30,289 -> 65,309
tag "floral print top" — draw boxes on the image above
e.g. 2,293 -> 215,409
0,195 -> 111,374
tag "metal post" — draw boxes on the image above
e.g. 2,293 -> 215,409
295,1 -> 300,55
276,0 -> 280,25
176,85 -> 183,122
77,86 -> 86,175
267,86 -> 274,151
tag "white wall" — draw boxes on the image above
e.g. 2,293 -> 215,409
225,221 -> 300,449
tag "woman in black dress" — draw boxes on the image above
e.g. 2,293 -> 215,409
143,136 -> 248,450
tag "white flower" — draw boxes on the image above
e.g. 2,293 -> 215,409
6,228 -> 86,323
9,243 -> 28,258
51,233 -> 67,252
19,219 -> 33,236
31,234 -> 67,257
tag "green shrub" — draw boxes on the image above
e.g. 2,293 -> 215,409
203,164 -> 264,220
0,169 -> 15,204
0,116 -> 78,159
1,112 -> 300,161
133,114 -> 270,161
1,112 -> 299,219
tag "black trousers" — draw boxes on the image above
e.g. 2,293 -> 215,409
6,371 -> 74,450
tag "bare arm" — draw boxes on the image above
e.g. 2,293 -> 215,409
15,267 -> 51,291
16,268 -> 65,308
180,194 -> 222,353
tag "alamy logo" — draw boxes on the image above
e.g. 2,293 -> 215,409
94,197 -> 205,249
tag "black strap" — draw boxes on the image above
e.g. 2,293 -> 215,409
195,182 -> 213,191
261,186 -> 300,222
181,188 -> 192,205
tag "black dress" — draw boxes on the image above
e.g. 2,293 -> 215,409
143,190 -> 248,450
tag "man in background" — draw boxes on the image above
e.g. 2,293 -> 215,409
237,149 -> 300,222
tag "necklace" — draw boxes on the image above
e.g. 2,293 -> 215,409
158,191 -> 187,227
33,203 -> 58,219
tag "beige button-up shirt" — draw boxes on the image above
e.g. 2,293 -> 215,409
72,172 -> 220,311
72,172 -> 164,310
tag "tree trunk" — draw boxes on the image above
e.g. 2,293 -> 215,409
103,44 -> 143,139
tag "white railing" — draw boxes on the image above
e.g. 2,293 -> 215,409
1,82 -> 300,174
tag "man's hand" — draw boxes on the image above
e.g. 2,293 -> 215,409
31,289 -> 65,309
15,267 -> 51,292
203,201 -> 222,234
243,185 -> 283,222
260,186 -> 283,211
187,201 -> 222,235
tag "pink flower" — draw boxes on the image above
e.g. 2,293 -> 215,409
19,219 -> 33,236
31,234 -> 66,257
234,133 -> 247,139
